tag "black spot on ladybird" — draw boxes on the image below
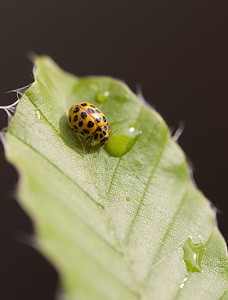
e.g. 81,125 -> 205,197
83,129 -> 89,134
69,116 -> 71,122
87,108 -> 95,114
96,116 -> 102,123
95,109 -> 101,113
74,125 -> 78,131
87,121 -> 94,128
73,107 -> 80,113
94,133 -> 98,140
103,126 -> 107,130
81,112 -> 87,119
103,131 -> 106,135
74,115 -> 78,122
81,103 -> 87,106
103,116 -> 106,122
90,104 -> 95,108
78,121 -> 83,127
100,134 -> 103,139
80,131 -> 85,135
98,127 -> 102,132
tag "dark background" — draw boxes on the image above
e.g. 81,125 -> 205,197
0,0 -> 227,299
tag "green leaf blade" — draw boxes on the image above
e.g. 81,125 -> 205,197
6,56 -> 228,299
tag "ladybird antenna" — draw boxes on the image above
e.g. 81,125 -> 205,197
109,129 -> 118,138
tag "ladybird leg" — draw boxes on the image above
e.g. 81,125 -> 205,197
78,138 -> 87,147
88,128 -> 99,152
97,144 -> 104,155
96,135 -> 109,155
89,141 -> 93,152
89,136 -> 94,152
78,134 -> 93,147
97,142 -> 106,155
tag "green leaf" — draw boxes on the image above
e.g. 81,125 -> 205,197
6,56 -> 228,300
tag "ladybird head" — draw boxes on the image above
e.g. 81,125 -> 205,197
100,135 -> 110,145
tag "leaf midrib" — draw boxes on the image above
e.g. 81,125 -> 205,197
10,89 -> 146,298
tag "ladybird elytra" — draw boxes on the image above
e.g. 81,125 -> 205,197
68,102 -> 110,150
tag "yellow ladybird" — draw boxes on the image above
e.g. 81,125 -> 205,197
68,102 -> 110,150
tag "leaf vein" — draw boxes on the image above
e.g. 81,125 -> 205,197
125,136 -> 168,242
8,131 -> 123,257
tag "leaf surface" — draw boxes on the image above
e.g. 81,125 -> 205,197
6,56 -> 228,300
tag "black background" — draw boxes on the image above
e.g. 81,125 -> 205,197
0,0 -> 227,299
